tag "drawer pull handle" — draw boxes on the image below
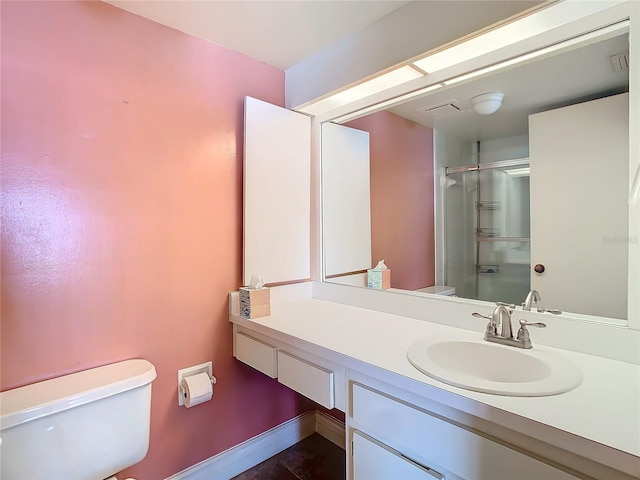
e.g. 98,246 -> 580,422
400,453 -> 445,479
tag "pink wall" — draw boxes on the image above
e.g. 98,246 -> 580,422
0,2 -> 315,478
347,111 -> 435,290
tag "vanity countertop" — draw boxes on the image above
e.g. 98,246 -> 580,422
230,297 -> 640,470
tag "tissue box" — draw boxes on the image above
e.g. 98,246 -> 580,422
239,287 -> 271,319
367,269 -> 391,290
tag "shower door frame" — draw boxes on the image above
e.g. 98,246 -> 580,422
442,157 -> 530,301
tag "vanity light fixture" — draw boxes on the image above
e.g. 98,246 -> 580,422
471,92 -> 504,115
411,1 -> 628,75
332,82 -> 444,124
443,20 -> 629,88
296,7 -> 628,121
296,65 -> 423,116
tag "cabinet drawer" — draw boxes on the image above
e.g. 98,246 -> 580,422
352,383 -> 577,479
278,351 -> 334,409
353,430 -> 444,480
235,332 -> 277,378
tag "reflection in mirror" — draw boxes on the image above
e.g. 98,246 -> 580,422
322,29 -> 630,323
444,159 -> 531,307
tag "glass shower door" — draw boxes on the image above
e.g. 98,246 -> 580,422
443,169 -> 478,299
444,160 -> 530,304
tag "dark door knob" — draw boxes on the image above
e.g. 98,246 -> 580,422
534,264 -> 545,274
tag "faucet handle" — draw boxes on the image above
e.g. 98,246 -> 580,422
519,320 -> 546,328
472,312 -> 497,336
536,308 -> 562,315
516,320 -> 547,348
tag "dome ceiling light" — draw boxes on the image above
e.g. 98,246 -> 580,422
471,92 -> 504,115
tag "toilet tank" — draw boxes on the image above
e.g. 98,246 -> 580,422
0,359 -> 157,480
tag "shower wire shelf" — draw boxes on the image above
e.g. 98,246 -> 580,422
476,236 -> 531,242
476,227 -> 499,237
477,264 -> 500,274
475,201 -> 500,211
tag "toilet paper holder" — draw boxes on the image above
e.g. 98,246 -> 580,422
177,361 -> 217,407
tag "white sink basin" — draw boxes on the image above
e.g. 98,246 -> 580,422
407,334 -> 583,396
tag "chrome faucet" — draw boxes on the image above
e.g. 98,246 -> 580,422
523,289 -> 563,315
473,302 -> 546,349
494,303 -> 513,338
522,290 -> 541,311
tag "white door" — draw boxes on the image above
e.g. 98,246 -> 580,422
529,93 -> 628,319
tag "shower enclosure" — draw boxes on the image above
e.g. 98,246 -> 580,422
443,158 -> 531,305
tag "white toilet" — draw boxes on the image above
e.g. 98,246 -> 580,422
0,359 -> 156,480
414,285 -> 456,296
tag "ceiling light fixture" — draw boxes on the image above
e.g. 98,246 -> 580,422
471,92 -> 504,115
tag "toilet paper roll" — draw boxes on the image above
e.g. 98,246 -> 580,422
182,373 -> 213,408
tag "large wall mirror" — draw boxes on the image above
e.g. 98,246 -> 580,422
321,16 -> 636,326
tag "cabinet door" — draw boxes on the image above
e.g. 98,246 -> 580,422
529,93 -> 628,319
352,431 -> 446,480
243,97 -> 311,285
351,383 -> 578,480
322,122 -> 371,277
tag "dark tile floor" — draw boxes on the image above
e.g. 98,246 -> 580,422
231,433 -> 346,480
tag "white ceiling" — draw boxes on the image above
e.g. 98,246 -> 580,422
104,0 -> 410,70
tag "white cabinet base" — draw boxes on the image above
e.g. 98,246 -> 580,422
349,382 -> 578,480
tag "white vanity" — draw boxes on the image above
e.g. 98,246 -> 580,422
234,1 -> 640,478
229,286 -> 640,480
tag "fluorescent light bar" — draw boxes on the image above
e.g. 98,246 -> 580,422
443,20 -> 629,86
412,0 -> 628,74
297,66 -> 423,116
333,83 -> 444,124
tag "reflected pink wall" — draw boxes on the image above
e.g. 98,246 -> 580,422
0,1 -> 314,478
347,111 -> 435,290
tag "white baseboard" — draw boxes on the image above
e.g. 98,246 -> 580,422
315,411 -> 346,450
166,411 -> 317,480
